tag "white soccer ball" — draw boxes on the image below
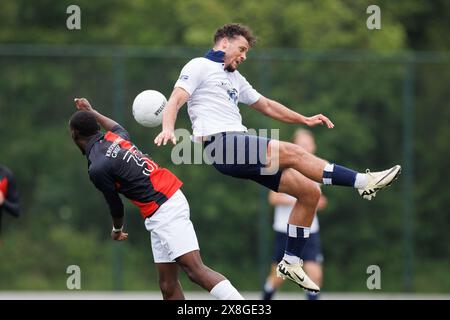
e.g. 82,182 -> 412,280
132,90 -> 167,127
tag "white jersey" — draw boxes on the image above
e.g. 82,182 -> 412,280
174,57 -> 261,140
273,194 -> 320,234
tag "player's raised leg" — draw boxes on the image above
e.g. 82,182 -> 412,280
274,168 -> 321,292
270,140 -> 401,200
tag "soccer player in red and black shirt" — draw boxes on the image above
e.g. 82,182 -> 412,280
69,98 -> 242,300
0,164 -> 20,239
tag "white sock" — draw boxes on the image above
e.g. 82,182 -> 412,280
210,280 -> 244,300
354,173 -> 368,188
283,254 -> 301,264
322,163 -> 334,185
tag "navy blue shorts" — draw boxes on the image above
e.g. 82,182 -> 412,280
272,231 -> 323,263
203,132 -> 282,191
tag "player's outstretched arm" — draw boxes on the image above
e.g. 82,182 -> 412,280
74,98 -> 119,132
154,87 -> 189,146
251,96 -> 334,129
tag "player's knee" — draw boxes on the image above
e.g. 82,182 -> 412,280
291,180 -> 321,204
159,279 -> 179,297
313,184 -> 321,199
304,183 -> 321,205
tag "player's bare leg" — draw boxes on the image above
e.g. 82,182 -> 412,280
262,263 -> 286,299
176,250 -> 225,291
271,140 -> 327,182
269,140 -> 401,200
268,264 -> 285,289
278,168 -> 321,226
176,250 -> 243,300
156,263 -> 185,300
274,168 -> 321,292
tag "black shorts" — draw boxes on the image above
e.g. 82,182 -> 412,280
203,132 -> 282,191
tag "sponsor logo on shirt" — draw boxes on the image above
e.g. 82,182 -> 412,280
217,81 -> 239,105
227,88 -> 238,105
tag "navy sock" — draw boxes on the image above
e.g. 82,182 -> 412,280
285,225 -> 310,260
323,163 -> 357,187
306,292 -> 319,300
262,288 -> 275,300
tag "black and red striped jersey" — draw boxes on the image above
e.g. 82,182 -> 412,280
85,125 -> 182,219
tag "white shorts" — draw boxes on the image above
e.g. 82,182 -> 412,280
144,190 -> 200,263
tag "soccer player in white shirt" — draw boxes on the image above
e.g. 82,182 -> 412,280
155,23 -> 401,292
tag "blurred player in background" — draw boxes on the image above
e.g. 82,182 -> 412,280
155,23 -> 401,293
69,98 -> 243,300
262,129 -> 326,300
0,164 -> 21,242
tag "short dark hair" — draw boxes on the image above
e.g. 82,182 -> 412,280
214,23 -> 257,47
69,111 -> 100,137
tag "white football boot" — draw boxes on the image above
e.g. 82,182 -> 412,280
358,165 -> 402,200
277,259 -> 320,293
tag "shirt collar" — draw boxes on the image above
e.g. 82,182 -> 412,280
85,132 -> 104,158
204,49 -> 225,63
